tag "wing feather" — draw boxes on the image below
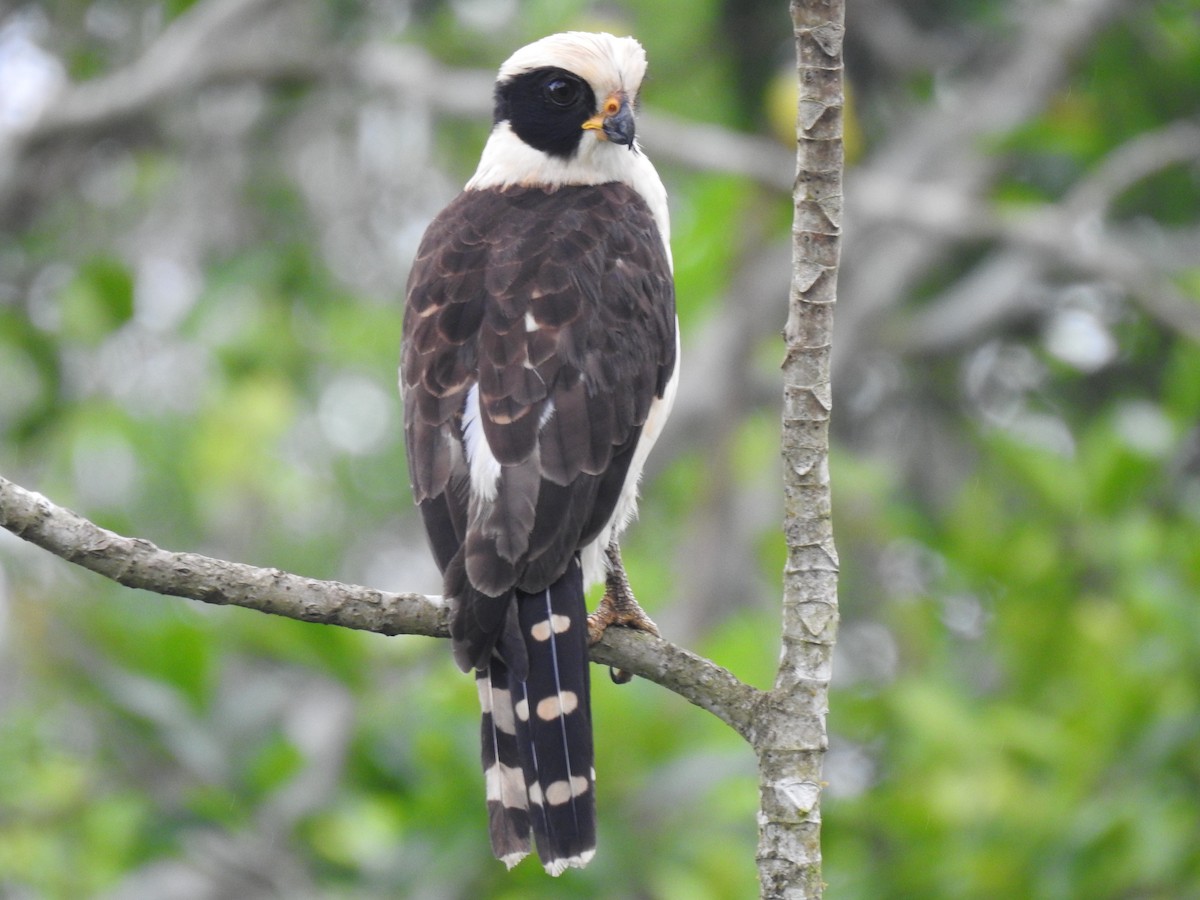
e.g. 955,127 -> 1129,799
401,182 -> 675,665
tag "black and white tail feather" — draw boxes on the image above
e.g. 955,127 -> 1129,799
478,557 -> 595,872
401,31 -> 677,875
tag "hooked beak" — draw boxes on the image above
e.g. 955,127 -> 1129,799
582,93 -> 636,149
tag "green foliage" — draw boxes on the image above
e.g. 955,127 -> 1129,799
2,0 -> 1200,897
825,338 -> 1200,897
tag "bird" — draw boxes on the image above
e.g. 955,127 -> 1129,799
400,31 -> 678,875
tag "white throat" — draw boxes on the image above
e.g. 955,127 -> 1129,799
465,123 -> 672,267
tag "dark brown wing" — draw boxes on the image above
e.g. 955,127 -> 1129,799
401,182 -> 675,667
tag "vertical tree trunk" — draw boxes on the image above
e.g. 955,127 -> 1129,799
755,2 -> 844,897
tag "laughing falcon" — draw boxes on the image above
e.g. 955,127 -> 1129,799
401,32 -> 678,875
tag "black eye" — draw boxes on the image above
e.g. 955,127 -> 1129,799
543,77 -> 581,108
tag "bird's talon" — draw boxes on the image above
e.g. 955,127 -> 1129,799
587,542 -> 659,683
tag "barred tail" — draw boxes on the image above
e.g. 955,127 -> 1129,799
477,556 -> 596,875
477,655 -> 532,868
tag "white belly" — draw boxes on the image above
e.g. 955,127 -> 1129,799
580,325 -> 680,589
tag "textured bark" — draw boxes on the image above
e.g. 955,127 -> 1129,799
0,475 -> 448,636
754,2 -> 844,897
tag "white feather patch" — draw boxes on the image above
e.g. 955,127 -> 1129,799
462,384 -> 501,502
529,613 -> 572,641
543,847 -> 596,876
467,124 -> 671,265
536,691 -> 579,720
490,685 -> 517,736
542,775 -> 590,805
497,32 -> 647,97
485,762 -> 529,808
501,850 -> 529,870
580,326 -> 680,588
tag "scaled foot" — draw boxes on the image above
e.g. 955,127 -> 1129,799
587,542 -> 660,684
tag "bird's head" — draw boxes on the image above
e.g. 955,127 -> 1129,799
492,32 -> 647,160
466,30 -> 666,229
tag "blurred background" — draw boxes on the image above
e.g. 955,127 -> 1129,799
1,0 -> 1198,897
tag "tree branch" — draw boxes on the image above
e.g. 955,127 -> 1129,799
0,474 -> 447,635
24,0 -> 315,141
835,0 -> 1132,380
858,169 -> 1200,345
3,9 -> 794,232
0,474 -> 760,738
756,3 -> 845,897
